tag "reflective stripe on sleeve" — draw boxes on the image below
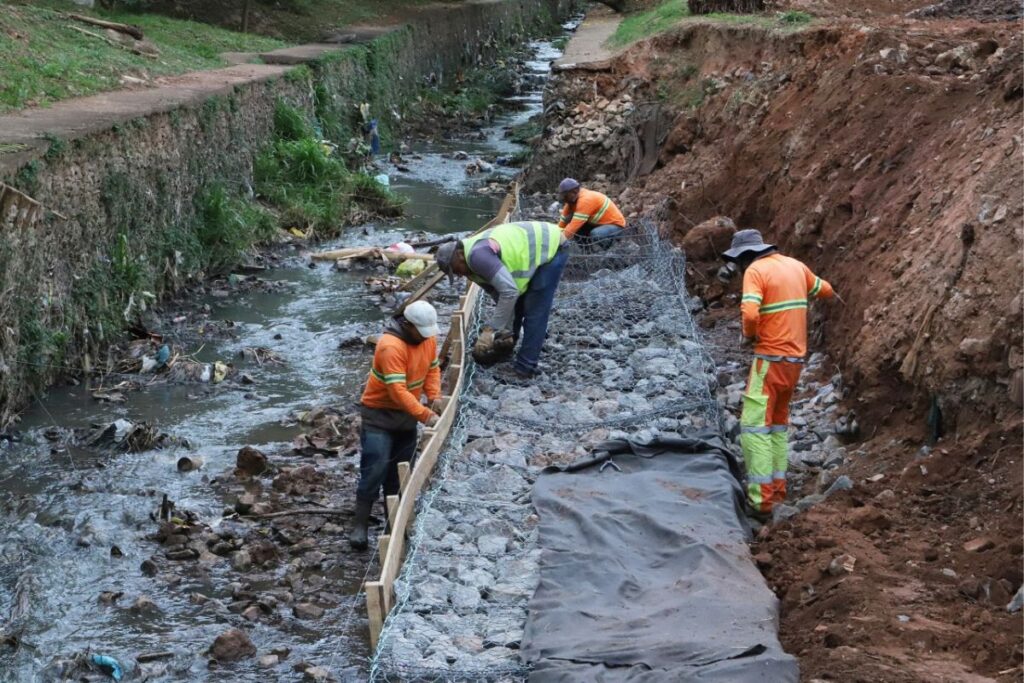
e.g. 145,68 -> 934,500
371,368 -> 406,384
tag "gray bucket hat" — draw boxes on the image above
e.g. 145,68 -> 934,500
434,241 -> 459,285
722,229 -> 775,261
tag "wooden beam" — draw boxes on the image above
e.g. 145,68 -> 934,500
365,581 -> 385,648
397,461 -> 411,493
385,495 -> 400,532
378,534 -> 390,567
67,13 -> 145,40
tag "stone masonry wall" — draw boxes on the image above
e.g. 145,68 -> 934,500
0,0 -> 578,425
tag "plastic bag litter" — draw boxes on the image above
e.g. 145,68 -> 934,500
374,173 -> 390,187
90,654 -> 123,681
386,241 -> 414,254
396,259 -> 426,278
212,361 -> 229,384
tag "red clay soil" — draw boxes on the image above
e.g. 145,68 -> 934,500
535,8 -> 1023,681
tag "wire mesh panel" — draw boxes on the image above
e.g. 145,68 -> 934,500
369,208 -> 720,682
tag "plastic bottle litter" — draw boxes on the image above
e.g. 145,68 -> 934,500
90,654 -> 123,681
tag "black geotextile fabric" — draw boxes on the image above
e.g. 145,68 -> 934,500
521,434 -> 799,682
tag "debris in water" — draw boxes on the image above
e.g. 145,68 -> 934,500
90,653 -> 124,681
82,419 -> 187,452
241,347 -> 286,366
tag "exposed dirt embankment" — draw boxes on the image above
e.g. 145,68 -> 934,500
528,16 -> 1023,680
534,19 -> 1023,446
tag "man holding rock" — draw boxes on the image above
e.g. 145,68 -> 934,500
722,229 -> 836,519
349,300 -> 442,550
556,177 -> 627,249
435,221 -> 568,378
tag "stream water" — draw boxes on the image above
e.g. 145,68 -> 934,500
0,33 -> 567,683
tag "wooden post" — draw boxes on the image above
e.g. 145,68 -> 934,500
385,495 -> 399,532
397,461 -> 411,493
378,534 -> 390,567
365,581 -> 385,648
242,0 -> 252,33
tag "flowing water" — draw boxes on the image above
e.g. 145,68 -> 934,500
0,33 -> 567,683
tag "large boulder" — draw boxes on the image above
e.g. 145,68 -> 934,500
680,216 -> 736,261
210,628 -> 256,662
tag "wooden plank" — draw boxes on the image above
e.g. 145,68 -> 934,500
365,581 -> 385,648
397,270 -> 446,315
378,534 -> 391,567
311,247 -> 434,263
397,461 -> 411,493
385,495 -> 400,533
400,262 -> 439,292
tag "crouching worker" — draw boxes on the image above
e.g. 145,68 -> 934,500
556,178 -> 627,249
349,301 -> 442,551
722,229 -> 835,519
435,221 -> 568,379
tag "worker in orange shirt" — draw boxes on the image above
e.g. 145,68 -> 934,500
722,229 -> 836,518
556,178 -> 627,249
349,301 -> 442,550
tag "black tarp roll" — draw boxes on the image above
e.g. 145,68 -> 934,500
521,434 -> 799,682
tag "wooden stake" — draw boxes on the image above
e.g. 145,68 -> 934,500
365,581 -> 385,648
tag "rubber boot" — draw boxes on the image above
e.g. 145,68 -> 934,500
348,499 -> 373,551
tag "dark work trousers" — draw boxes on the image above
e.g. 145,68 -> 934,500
511,246 -> 570,374
355,424 -> 417,506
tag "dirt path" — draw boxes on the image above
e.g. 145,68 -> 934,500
554,5 -> 623,68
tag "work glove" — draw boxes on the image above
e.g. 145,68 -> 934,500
473,326 -> 497,364
474,326 -> 496,352
740,333 -> 756,348
492,329 -> 515,357
430,397 -> 445,414
425,412 -> 439,428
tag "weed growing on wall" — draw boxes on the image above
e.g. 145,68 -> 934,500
255,101 -> 404,237
196,185 -> 277,271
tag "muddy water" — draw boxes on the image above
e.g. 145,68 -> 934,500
0,34 -> 567,682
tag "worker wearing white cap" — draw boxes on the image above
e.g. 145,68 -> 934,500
349,300 -> 443,550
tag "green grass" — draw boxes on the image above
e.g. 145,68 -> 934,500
610,0 -> 690,46
0,2 -> 286,113
609,0 -> 814,46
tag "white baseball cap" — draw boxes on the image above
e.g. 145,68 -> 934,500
403,300 -> 440,338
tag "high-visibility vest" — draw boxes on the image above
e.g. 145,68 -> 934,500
461,221 -> 562,293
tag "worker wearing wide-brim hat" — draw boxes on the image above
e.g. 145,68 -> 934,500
435,221 -> 568,379
723,229 -> 837,519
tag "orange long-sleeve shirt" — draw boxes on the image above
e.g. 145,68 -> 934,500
741,253 -> 834,358
558,188 -> 626,239
360,333 -> 441,423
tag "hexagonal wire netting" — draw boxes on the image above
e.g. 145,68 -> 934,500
369,202 -> 720,682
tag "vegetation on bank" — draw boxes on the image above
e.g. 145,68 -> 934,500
254,101 -> 404,237
106,0 -> 439,42
609,0 -> 812,46
0,2 -> 286,113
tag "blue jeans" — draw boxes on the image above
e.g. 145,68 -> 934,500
512,246 -> 569,374
577,224 -> 624,250
355,425 -> 417,504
